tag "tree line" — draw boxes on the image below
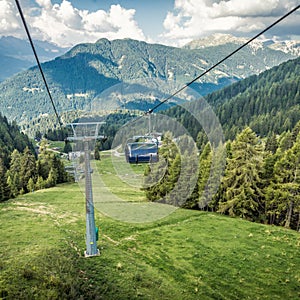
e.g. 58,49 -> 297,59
0,139 -> 72,202
0,114 -> 35,167
144,122 -> 300,231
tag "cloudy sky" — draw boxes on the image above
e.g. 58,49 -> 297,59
1,0 -> 299,47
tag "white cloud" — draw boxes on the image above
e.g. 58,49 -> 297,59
36,0 -> 52,10
211,0 -> 283,17
0,0 -> 145,47
161,0 -> 300,46
0,0 -> 23,35
1,0 -> 298,48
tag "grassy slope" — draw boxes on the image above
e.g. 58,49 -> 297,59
0,154 -> 300,299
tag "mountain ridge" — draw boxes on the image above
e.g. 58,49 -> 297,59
0,37 -> 297,126
184,33 -> 300,56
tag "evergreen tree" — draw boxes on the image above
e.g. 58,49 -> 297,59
265,132 -> 278,154
7,149 -> 22,197
0,158 -> 9,201
6,175 -> 15,199
291,121 -> 300,143
185,142 -> 212,209
144,133 -> 199,207
267,139 -> 300,229
37,139 -> 51,180
36,175 -> 46,190
50,155 -> 65,184
144,132 -> 180,203
27,178 -> 35,193
20,147 -> 37,193
218,127 -> 265,221
46,167 -> 58,188
170,135 -> 199,207
278,131 -> 294,152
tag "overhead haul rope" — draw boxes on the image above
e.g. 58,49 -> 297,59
15,0 -> 63,128
135,4 -> 300,122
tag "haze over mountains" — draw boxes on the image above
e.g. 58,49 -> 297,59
0,36 -> 68,82
0,34 -> 298,127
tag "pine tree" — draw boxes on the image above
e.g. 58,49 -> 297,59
37,139 -> 51,180
186,142 -> 212,209
46,167 -> 58,188
265,132 -> 278,154
278,131 -> 294,152
50,155 -> 66,184
27,178 -> 35,193
218,127 -> 265,221
20,147 -> 37,193
268,139 -> 300,229
7,149 -> 22,197
144,132 -> 180,203
36,175 -> 46,190
0,158 -> 9,201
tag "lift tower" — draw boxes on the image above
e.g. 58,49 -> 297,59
67,122 -> 105,257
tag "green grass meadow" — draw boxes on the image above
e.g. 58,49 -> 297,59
1,153 -> 300,299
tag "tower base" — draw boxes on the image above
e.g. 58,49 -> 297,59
84,249 -> 100,258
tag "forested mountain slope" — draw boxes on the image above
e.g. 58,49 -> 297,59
165,56 -> 300,141
0,38 -> 296,126
0,114 -> 34,166
209,56 -> 300,139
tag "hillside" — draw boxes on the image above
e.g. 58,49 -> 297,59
0,37 -> 296,127
0,177 -> 299,299
165,56 -> 300,141
208,56 -> 300,139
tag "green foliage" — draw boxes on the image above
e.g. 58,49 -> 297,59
145,122 -> 300,231
0,117 -> 72,201
211,57 -> 300,138
144,132 -> 181,203
180,142 -> 214,210
45,127 -> 70,141
0,158 -> 9,201
27,178 -> 35,193
217,128 -> 265,220
164,57 -> 300,143
267,138 -> 300,229
0,114 -> 35,167
20,147 -> 37,193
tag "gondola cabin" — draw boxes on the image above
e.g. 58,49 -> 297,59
125,136 -> 159,163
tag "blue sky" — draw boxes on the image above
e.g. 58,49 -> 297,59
1,0 -> 299,47
50,0 -> 174,39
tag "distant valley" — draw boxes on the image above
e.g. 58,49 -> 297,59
0,36 -> 68,82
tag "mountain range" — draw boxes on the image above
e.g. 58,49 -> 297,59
184,33 -> 300,56
0,35 -> 298,127
0,36 -> 68,82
